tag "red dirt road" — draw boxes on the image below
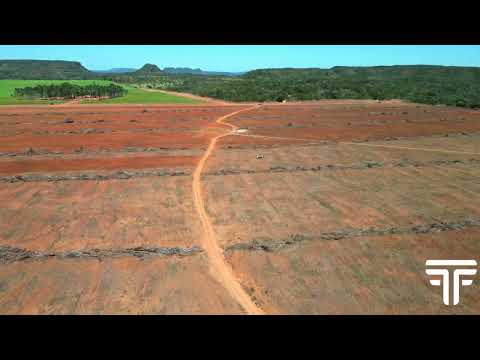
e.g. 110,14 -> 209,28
192,105 -> 265,315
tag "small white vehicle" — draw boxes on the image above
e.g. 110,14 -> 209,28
256,154 -> 264,159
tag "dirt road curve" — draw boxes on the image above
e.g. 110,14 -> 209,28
192,105 -> 264,315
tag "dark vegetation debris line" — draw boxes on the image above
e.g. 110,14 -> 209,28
0,245 -> 203,264
0,127 -> 199,137
0,146 -> 193,158
0,169 -> 190,183
225,218 -> 480,253
2,158 -> 479,183
0,131 -> 477,158
205,158 -> 480,177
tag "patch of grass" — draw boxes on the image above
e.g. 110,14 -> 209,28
87,86 -> 201,104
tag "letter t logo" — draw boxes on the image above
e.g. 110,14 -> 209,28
426,260 -> 477,305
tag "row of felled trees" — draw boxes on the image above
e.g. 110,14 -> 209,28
14,82 -> 127,99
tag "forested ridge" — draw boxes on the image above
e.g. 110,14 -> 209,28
0,60 -> 95,80
160,65 -> 480,107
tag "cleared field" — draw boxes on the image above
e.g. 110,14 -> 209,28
204,101 -> 480,314
0,103 -> 250,314
1,100 -> 479,314
220,101 -> 480,145
227,229 -> 480,314
208,134 -> 480,174
0,155 -> 198,174
203,137 -> 480,314
0,80 -> 199,105
0,255 -> 243,314
0,105 -> 240,155
0,176 -> 203,251
203,145 -> 480,249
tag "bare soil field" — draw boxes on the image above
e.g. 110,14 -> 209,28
0,255 -> 243,314
1,100 -> 479,314
0,155 -> 198,175
0,105 -> 245,155
219,101 -> 480,146
227,229 -> 480,314
0,177 -> 204,251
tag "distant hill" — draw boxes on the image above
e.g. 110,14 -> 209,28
98,64 -> 165,82
92,68 -> 137,74
0,60 -> 96,80
163,67 -> 244,76
0,60 -> 246,81
133,64 -> 163,76
244,65 -> 480,82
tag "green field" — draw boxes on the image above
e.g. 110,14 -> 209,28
84,85 -> 201,104
0,80 -> 200,105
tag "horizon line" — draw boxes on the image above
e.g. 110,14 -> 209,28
2,59 -> 480,73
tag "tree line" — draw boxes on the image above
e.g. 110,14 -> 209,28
14,83 -> 127,99
156,66 -> 480,108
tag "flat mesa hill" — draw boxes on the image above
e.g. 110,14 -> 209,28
0,60 -> 167,83
0,61 -> 163,80
0,60 -> 95,80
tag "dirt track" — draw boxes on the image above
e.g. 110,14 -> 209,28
192,105 -> 264,315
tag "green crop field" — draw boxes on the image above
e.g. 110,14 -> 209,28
84,86 -> 201,104
0,80 -> 200,105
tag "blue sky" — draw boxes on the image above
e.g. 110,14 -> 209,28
0,45 -> 479,72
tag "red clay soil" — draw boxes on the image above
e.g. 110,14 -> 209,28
0,104 -> 249,113
0,107 -> 239,132
226,228 -> 480,314
0,176 -> 204,251
0,105 -> 249,154
0,256 -> 244,314
0,155 -> 198,175
220,103 -> 480,145
0,132 -> 217,154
